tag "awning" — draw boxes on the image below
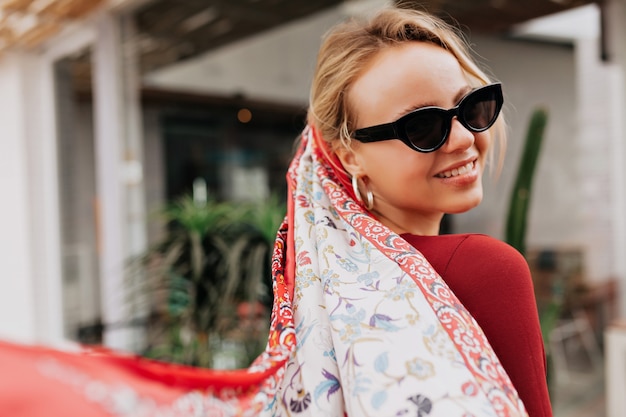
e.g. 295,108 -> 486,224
0,0 -> 107,50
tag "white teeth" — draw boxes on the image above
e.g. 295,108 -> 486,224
437,161 -> 474,178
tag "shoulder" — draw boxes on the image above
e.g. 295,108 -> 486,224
402,233 -> 531,283
453,234 -> 526,262
447,234 -> 532,287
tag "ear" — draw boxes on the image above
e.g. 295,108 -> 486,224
335,144 -> 366,178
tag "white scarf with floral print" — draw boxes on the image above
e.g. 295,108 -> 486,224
264,127 -> 528,417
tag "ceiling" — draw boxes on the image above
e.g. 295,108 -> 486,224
3,0 -> 597,98
132,0 -> 597,74
0,0 -> 598,70
0,0 -> 106,50
132,0 -> 344,73
400,0 -> 596,33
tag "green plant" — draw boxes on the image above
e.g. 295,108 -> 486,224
127,193 -> 285,368
504,107 -> 563,395
505,107 -> 548,256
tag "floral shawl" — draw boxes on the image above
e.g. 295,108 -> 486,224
259,126 -> 528,416
0,126 -> 528,417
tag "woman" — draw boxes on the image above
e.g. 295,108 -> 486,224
267,5 -> 551,416
0,6 -> 550,417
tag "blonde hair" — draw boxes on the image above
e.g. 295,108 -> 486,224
307,6 -> 506,171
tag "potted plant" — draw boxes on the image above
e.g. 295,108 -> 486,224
126,193 -> 285,369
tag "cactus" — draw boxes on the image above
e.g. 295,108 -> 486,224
505,107 -> 548,256
505,107 -> 559,395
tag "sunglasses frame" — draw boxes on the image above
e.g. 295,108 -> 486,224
352,83 -> 503,153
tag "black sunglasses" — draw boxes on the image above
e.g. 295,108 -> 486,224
352,83 -> 503,153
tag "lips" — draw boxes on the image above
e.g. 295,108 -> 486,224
435,160 -> 476,178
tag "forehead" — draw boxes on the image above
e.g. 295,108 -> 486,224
347,42 -> 468,127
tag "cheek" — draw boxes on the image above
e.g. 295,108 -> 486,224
474,132 -> 493,168
475,132 -> 491,158
361,145 -> 434,186
362,143 -> 423,169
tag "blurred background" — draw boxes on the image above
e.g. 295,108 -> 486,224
1,0 -> 625,415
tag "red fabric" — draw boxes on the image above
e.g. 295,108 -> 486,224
0,340 -> 271,416
402,233 -> 553,417
285,169 -> 296,298
310,126 -> 360,205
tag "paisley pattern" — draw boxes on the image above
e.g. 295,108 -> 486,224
262,127 -> 529,416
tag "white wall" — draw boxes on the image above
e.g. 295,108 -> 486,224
144,6 -> 345,105
606,0 -> 626,317
457,37 -> 579,244
575,38 -> 624,285
0,48 -> 70,345
0,53 -> 40,343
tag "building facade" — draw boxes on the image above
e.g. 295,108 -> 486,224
1,0 -> 625,355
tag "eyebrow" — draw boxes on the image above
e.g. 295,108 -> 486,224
398,85 -> 473,116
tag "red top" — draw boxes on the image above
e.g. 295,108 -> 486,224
402,233 -> 553,417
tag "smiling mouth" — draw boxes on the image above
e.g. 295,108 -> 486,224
435,161 -> 476,178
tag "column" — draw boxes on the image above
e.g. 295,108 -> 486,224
92,11 -> 147,350
0,53 -> 38,343
605,0 -> 626,317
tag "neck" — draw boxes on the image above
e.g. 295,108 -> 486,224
372,208 -> 443,236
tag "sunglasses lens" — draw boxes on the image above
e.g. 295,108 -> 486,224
462,88 -> 499,130
403,109 -> 447,151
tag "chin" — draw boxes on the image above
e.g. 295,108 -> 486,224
445,194 -> 483,214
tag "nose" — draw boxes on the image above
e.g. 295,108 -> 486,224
441,118 -> 474,153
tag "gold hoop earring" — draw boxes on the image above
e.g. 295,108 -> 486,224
351,175 -> 374,210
